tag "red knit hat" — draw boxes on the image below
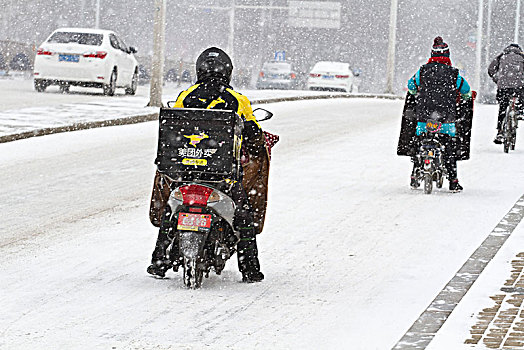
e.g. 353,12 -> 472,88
431,36 -> 450,57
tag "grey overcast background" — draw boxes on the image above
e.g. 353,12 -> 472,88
0,0 -> 521,93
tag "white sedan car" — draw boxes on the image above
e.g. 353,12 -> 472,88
307,61 -> 357,93
33,28 -> 139,96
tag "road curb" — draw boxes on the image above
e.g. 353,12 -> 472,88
0,93 -> 401,144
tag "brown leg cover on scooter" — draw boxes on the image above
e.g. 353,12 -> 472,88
242,152 -> 270,235
149,171 -> 173,228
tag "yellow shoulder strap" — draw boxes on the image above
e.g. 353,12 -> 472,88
173,84 -> 200,108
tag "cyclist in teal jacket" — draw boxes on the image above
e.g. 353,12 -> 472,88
406,37 -> 472,192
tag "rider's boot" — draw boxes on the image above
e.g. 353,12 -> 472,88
410,159 -> 420,189
147,240 -> 172,277
147,261 -> 170,278
237,227 -> 264,283
449,179 -> 463,192
410,176 -> 420,189
494,130 -> 504,144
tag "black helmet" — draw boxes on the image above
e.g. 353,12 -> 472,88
196,47 -> 233,84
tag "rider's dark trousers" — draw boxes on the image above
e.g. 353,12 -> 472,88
496,88 -> 524,131
411,134 -> 458,180
230,182 -> 260,273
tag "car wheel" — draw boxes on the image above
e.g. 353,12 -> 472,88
34,79 -> 47,92
103,70 -> 117,96
59,83 -> 70,94
125,70 -> 138,95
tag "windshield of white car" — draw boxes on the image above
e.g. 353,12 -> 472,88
47,32 -> 103,46
312,62 -> 349,72
262,62 -> 292,74
263,62 -> 291,70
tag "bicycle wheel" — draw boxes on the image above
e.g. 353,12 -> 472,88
504,138 -> 510,153
512,115 -> 518,150
503,114 -> 512,153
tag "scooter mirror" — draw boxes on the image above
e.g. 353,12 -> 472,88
253,108 -> 273,121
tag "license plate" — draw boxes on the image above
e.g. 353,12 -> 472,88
59,54 -> 79,62
426,120 -> 442,133
177,213 -> 212,232
322,75 -> 334,80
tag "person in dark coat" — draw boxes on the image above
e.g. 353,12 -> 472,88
488,43 -> 524,144
406,37 -> 472,192
147,47 -> 266,283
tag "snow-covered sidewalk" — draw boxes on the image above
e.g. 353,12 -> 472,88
424,197 -> 524,349
0,96 -> 158,137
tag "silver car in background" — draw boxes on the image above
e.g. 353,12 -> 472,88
256,61 -> 298,90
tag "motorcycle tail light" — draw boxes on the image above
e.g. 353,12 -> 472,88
424,159 -> 431,164
83,51 -> 107,59
179,185 -> 215,206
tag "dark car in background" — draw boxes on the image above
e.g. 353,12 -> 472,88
138,64 -> 150,85
0,53 -> 6,71
256,61 -> 297,90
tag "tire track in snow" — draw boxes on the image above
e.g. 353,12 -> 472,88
193,284 -> 273,345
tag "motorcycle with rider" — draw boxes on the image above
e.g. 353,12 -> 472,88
147,47 -> 278,287
397,37 -> 474,193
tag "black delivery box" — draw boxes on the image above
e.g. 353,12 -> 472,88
155,108 -> 244,181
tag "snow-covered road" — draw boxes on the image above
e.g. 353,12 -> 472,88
1,95 -> 524,349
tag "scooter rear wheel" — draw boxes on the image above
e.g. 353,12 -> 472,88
424,173 -> 433,194
183,257 -> 204,289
